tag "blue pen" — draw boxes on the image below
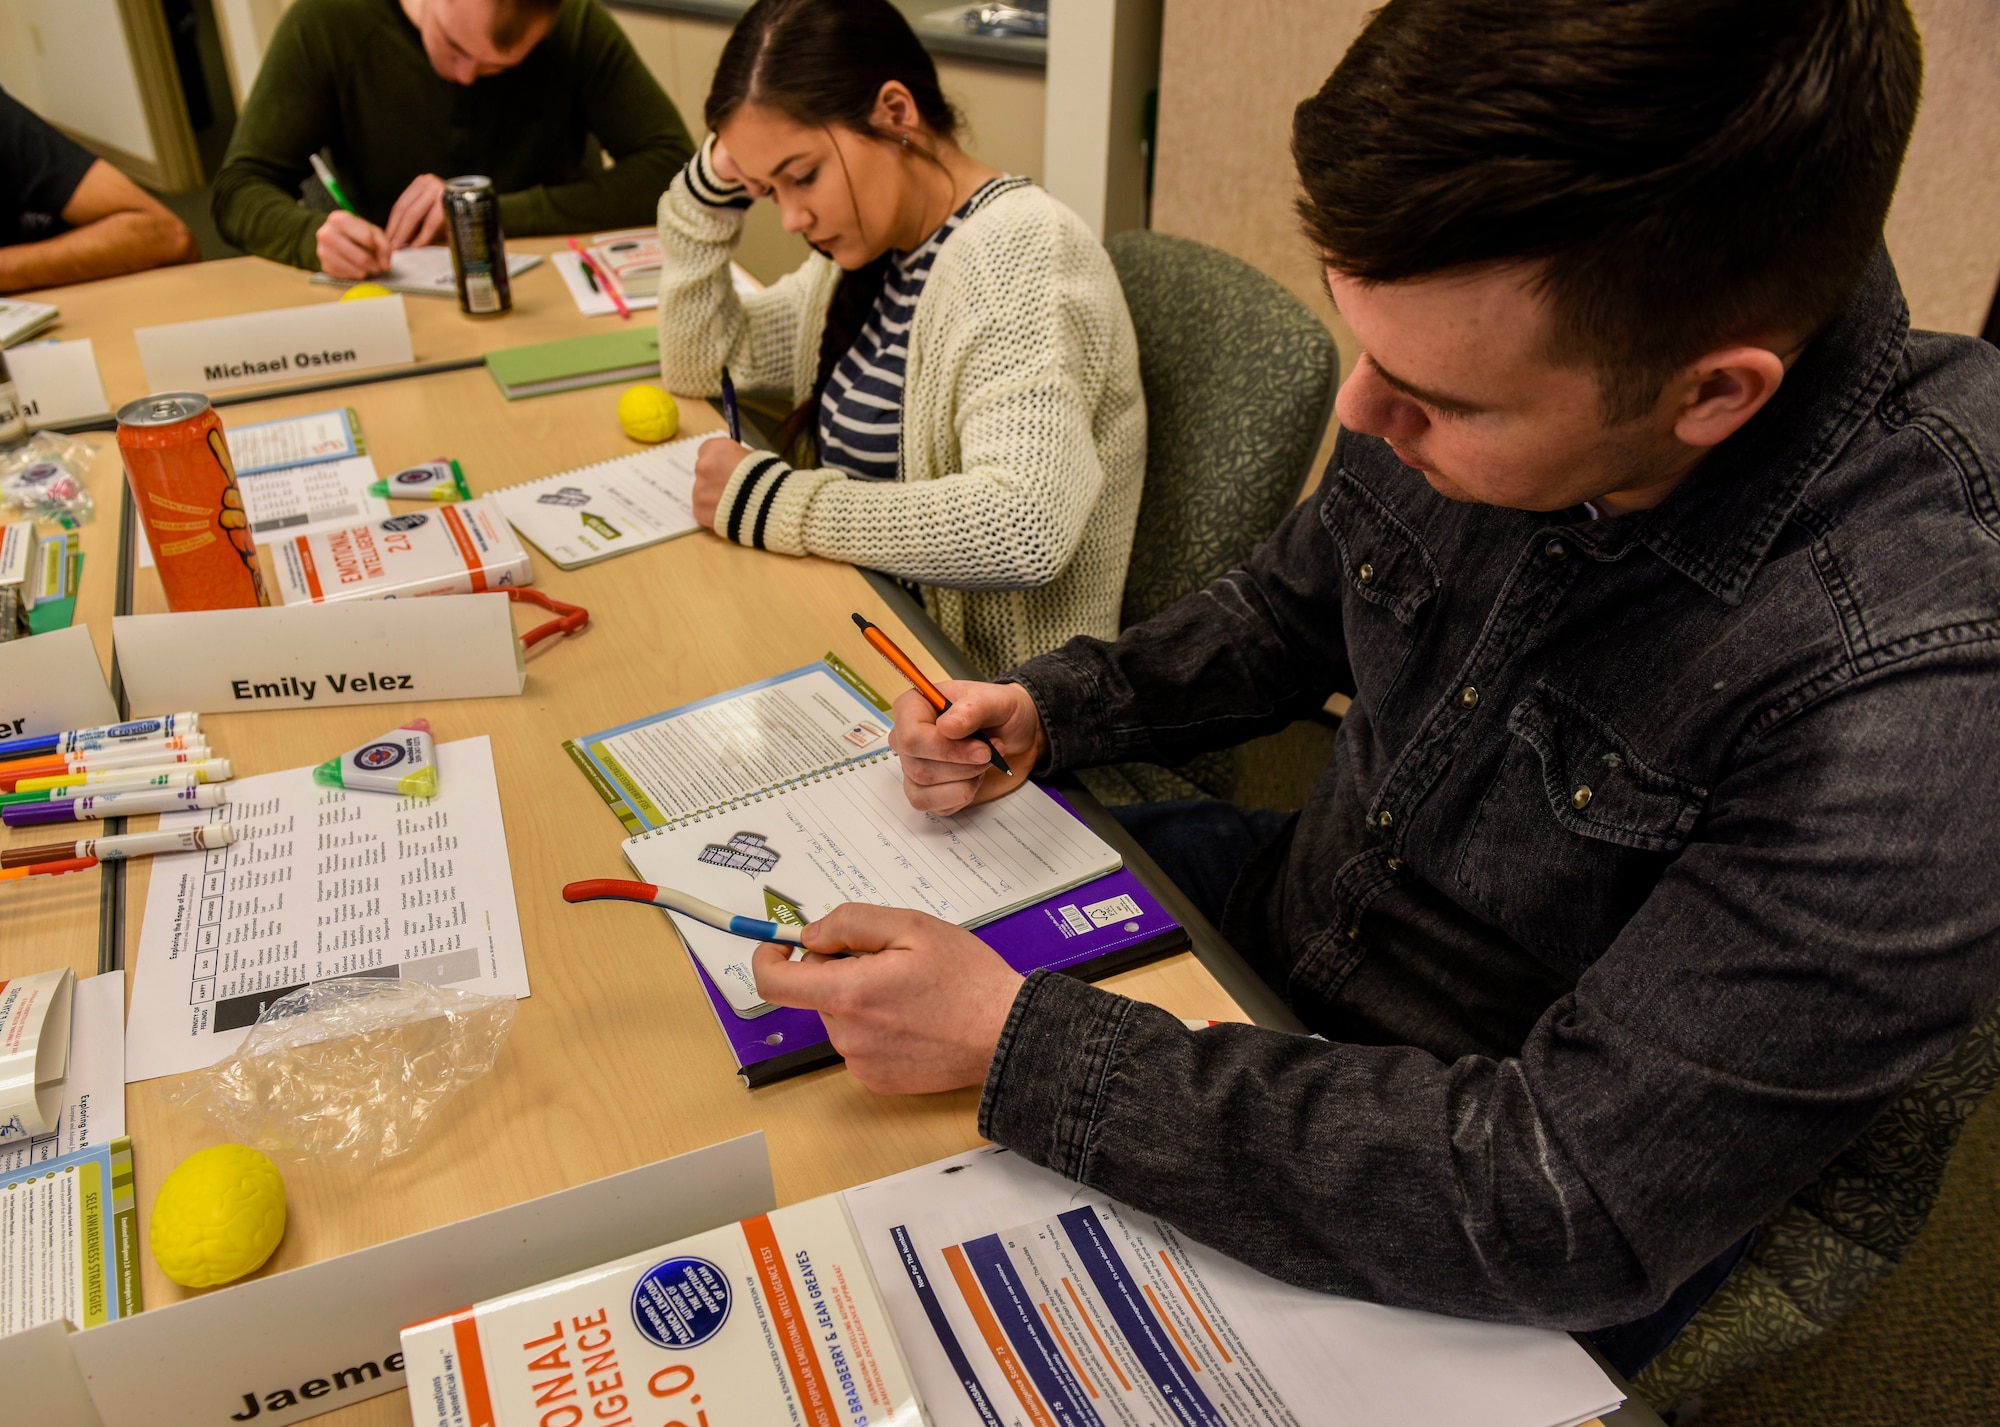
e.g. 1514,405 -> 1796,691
0,712 -> 200,763
720,366 -> 742,443
563,877 -> 809,957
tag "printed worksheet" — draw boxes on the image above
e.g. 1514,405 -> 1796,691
624,754 -> 1119,1015
138,455 -> 387,568
581,664 -> 892,830
844,1148 -> 1626,1427
224,408 -> 361,474
126,737 -> 529,1081
0,972 -> 124,1175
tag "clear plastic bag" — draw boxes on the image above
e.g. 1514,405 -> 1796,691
166,978 -> 517,1168
0,431 -> 95,525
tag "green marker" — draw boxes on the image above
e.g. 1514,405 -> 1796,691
309,153 -> 357,214
370,459 -> 470,503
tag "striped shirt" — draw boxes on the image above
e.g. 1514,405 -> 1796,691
818,176 -> 1031,481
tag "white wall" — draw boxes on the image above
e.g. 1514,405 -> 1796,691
0,0 -> 158,163
1042,0 -> 1160,238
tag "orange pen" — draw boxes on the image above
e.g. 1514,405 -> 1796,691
851,613 -> 1013,777
0,855 -> 98,882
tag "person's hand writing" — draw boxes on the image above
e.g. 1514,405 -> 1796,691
752,905 -> 1022,1094
384,173 -> 448,250
693,437 -> 751,528
888,681 -> 1044,814
316,210 -> 392,278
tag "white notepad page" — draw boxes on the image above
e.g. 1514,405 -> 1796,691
489,436 -> 704,569
623,754 -> 1121,1014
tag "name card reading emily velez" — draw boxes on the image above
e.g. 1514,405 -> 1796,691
133,297 -> 415,395
113,595 -> 525,714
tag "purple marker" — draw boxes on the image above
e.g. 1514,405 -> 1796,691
2,783 -> 227,827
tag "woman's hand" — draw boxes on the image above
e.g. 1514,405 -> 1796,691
694,436 -> 751,528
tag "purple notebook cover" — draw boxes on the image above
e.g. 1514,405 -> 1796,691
684,791 -> 1188,1085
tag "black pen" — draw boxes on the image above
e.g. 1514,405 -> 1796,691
720,366 -> 742,443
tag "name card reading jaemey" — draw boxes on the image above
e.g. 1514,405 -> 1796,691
133,297 -> 416,395
114,596 -> 524,714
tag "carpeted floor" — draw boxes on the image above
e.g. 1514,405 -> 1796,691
1229,718 -> 2000,1426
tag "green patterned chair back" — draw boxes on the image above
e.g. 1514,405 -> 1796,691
1636,1000 -> 2000,1407
1106,231 -> 1339,629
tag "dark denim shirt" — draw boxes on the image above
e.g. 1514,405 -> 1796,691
981,252 -> 2000,1329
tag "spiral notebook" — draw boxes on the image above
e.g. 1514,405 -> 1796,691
565,659 -> 1137,1024
489,434 -> 703,569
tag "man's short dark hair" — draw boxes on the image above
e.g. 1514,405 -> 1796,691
1293,0 -> 1922,418
491,0 -> 561,50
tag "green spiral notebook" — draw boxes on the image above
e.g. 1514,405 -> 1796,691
483,327 -> 661,399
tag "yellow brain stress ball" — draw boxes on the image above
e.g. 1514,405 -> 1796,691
150,1144 -> 288,1288
617,384 -> 679,444
342,282 -> 394,300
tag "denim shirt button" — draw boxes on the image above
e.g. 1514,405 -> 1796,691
1572,785 -> 1593,810
1357,562 -> 1375,584
1459,685 -> 1480,709
1378,810 -> 1394,828
1545,539 -> 1568,560
1387,857 -> 1403,871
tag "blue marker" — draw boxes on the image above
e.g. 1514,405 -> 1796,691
719,366 -> 742,443
0,712 -> 200,762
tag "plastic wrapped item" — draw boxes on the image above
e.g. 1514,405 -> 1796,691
0,432 -> 95,525
165,978 -> 517,1168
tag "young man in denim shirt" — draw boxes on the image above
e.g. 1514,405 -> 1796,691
752,0 -> 2000,1377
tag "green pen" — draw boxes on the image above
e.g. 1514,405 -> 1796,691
309,153 -> 357,214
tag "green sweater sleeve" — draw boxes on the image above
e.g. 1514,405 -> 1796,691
209,3 -> 339,270
495,4 -> 695,237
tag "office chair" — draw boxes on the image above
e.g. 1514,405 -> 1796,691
1082,230 -> 1340,807
1637,1001 -> 2000,1408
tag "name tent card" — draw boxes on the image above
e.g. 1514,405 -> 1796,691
4,340 -> 111,428
0,624 -> 120,740
133,298 -> 415,395
113,595 -> 525,714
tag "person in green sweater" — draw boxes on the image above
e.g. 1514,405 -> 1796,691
213,0 -> 694,277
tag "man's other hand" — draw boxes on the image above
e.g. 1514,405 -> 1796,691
316,210 -> 392,278
753,905 -> 1023,1094
385,173 -> 448,249
889,681 -> 1045,814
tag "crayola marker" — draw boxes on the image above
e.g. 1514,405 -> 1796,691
314,718 -> 438,797
0,712 -> 199,761
1,783 -> 227,827
369,460 -> 469,503
15,757 -> 232,794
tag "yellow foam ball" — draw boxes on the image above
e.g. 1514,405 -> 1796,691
617,385 -> 679,444
150,1144 -> 287,1288
342,282 -> 394,301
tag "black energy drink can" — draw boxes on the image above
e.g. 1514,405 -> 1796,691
442,175 -> 511,316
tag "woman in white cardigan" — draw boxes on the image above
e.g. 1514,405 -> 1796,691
659,0 -> 1145,677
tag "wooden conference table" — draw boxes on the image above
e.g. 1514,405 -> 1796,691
2,244 -> 1262,1427
7,245 -> 1637,1427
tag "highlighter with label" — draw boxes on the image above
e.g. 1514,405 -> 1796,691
369,459 -> 470,503
314,718 -> 438,797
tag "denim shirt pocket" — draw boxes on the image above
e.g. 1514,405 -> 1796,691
1320,470 -> 1442,626
1455,684 -> 1709,972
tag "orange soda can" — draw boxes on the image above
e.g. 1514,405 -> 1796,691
116,393 -> 270,610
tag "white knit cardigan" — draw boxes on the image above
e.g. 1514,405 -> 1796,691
655,140 -> 1146,676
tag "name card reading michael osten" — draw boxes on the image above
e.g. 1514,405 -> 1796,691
133,297 -> 415,395
113,596 -> 525,713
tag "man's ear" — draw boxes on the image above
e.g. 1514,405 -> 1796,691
1669,345 -> 1789,450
